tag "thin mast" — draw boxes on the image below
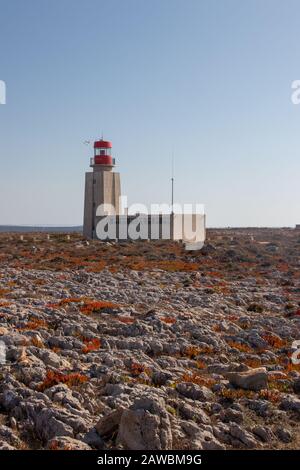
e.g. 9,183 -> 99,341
171,151 -> 174,214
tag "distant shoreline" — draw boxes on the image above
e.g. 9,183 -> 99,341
0,226 -> 83,233
0,225 -> 295,234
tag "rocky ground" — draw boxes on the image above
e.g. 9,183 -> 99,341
0,228 -> 299,450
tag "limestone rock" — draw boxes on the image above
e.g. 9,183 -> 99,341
116,397 -> 172,450
176,383 -> 214,401
226,368 -> 268,391
95,407 -> 125,438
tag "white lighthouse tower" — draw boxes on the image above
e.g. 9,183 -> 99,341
83,138 -> 121,239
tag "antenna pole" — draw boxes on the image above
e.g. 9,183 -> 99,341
171,151 -> 174,214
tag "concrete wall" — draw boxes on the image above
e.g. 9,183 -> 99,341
83,172 -> 93,239
94,214 -> 206,244
173,214 -> 206,243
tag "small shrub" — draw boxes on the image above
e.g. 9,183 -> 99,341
218,388 -> 255,400
166,406 -> 177,416
244,358 -> 262,368
268,379 -> 291,393
180,372 -> 216,388
38,370 -> 87,392
0,288 -> 9,297
161,316 -> 176,324
285,362 -> 300,373
31,337 -> 44,348
196,360 -> 206,370
48,440 -> 59,451
49,297 -> 119,314
21,318 -> 48,330
184,345 -> 214,359
227,341 -> 252,353
130,362 -> 150,377
258,389 -> 281,403
213,324 -> 222,332
262,333 -> 285,349
34,279 -> 47,286
82,338 -> 101,353
80,300 -> 117,315
228,315 -> 238,322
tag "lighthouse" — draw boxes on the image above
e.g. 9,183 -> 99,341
83,138 -> 121,239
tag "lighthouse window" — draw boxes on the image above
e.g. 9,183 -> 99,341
94,147 -> 112,156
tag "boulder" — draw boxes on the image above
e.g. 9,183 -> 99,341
181,421 -> 225,450
219,408 -> 243,424
251,425 -> 274,443
178,402 -> 210,424
275,427 -> 293,443
229,423 -> 258,448
116,396 -> 172,450
280,396 -> 300,414
176,382 -> 214,401
226,368 -> 268,391
95,407 -> 125,438
83,428 -> 104,449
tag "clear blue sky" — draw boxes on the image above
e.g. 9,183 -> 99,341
0,0 -> 299,227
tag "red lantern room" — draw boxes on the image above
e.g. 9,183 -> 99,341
90,139 -> 115,170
